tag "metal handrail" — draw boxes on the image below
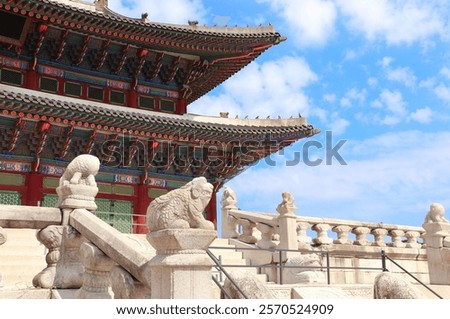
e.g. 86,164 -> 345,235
206,248 -> 248,299
381,250 -> 443,299
208,245 -> 383,286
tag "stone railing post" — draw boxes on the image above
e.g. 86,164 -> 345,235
332,225 -> 352,244
422,203 -> 450,285
220,186 -> 239,238
389,230 -> 406,248
33,154 -> 100,289
371,228 -> 388,247
296,222 -> 311,247
276,192 -> 298,252
312,224 -> 333,245
76,242 -> 115,299
352,226 -> 370,246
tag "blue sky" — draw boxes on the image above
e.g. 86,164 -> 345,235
109,0 -> 450,228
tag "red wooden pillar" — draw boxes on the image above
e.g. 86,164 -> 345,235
176,98 -> 187,115
24,172 -> 43,206
25,69 -> 38,90
128,89 -> 138,108
133,183 -> 151,234
206,187 -> 218,228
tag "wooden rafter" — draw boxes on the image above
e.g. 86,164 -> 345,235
163,143 -> 176,172
55,29 -> 70,60
114,44 -> 130,74
58,124 -> 75,159
32,121 -> 51,172
7,117 -> 25,153
95,39 -> 110,70
101,133 -> 119,164
85,129 -> 97,154
75,35 -> 91,66
31,24 -> 49,70
132,48 -> 148,89
165,56 -> 181,83
148,52 -> 164,80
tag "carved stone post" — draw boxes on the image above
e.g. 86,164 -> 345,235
352,226 -> 370,246
276,192 -> 298,253
220,186 -> 239,238
296,222 -> 312,247
332,225 -> 352,244
312,224 -> 332,245
34,226 -> 88,289
34,154 -> 100,289
256,223 -> 277,249
371,228 -> 388,247
148,229 -> 217,299
76,242 -> 115,299
422,203 -> 450,285
389,230 -> 406,248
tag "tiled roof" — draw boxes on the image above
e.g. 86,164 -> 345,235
0,85 -> 318,142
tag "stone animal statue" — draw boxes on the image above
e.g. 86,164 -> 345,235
59,154 -> 100,187
373,272 -> 422,299
276,191 -> 296,215
146,177 -> 215,231
424,203 -> 448,224
221,186 -> 237,208
284,254 -> 326,284
223,270 -> 274,299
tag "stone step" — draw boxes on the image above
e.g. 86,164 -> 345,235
0,286 -> 51,299
0,228 -> 47,287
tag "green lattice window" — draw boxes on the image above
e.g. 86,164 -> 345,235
41,194 -> 59,207
0,191 -> 21,205
95,198 -> 133,233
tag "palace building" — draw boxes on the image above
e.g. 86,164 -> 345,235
0,0 -> 318,233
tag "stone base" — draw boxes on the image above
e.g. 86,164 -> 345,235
56,184 -> 98,211
147,228 -> 217,299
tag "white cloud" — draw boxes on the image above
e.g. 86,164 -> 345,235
409,107 -> 433,124
440,67 -> 450,80
379,57 -> 417,87
434,84 -> 450,103
108,0 -> 206,24
259,0 -> 337,48
189,56 -> 318,118
336,0 -> 446,45
339,88 -> 366,108
223,130 -> 450,226
385,66 -> 416,88
323,94 -> 336,103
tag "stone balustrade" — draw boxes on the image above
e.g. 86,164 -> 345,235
222,189 -> 425,251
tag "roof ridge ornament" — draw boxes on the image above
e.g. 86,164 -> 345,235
94,0 -> 108,11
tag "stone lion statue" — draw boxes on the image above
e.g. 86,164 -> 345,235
59,154 -> 100,187
424,203 -> 448,224
146,177 -> 215,231
373,272 -> 422,299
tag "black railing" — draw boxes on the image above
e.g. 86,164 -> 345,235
381,250 -> 443,299
206,249 -> 249,299
207,245 -> 382,286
